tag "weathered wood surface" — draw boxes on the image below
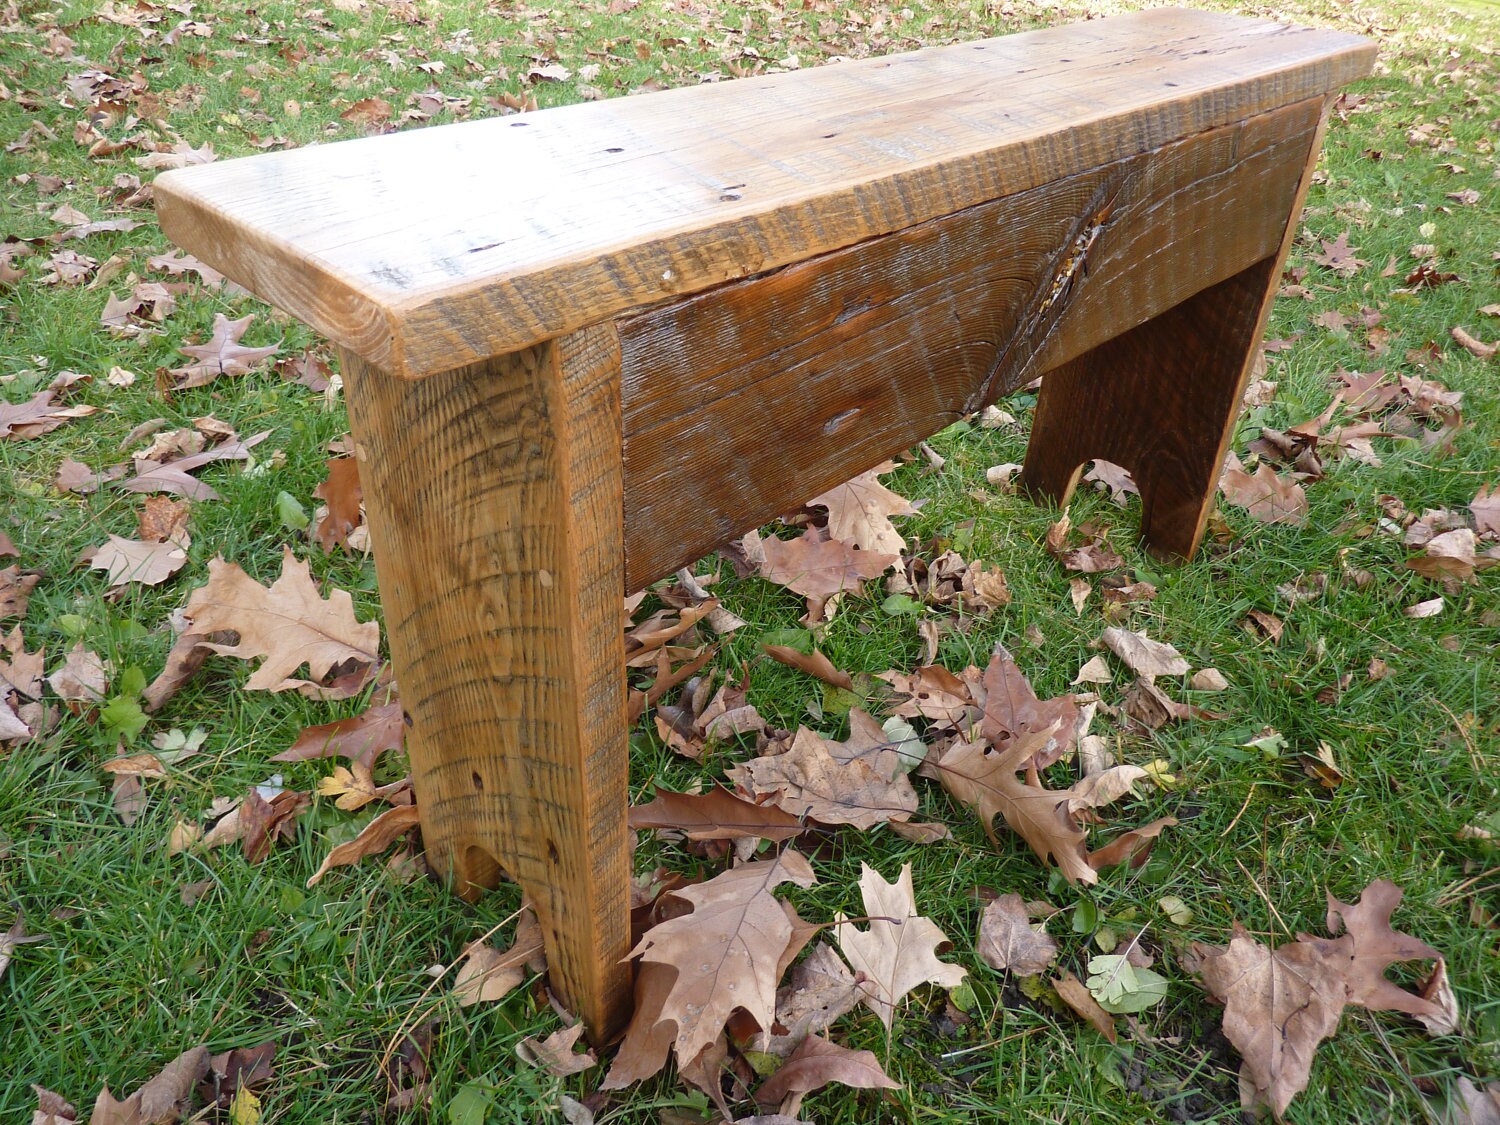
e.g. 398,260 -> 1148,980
341,329 -> 633,1041
154,9 -> 1373,378
1020,95 -> 1338,560
617,97 -> 1323,587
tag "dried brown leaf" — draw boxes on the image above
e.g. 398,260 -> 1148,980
837,863 -> 966,1032
807,462 -> 916,555
977,894 -> 1057,976
629,785 -> 806,843
755,1034 -> 900,1106
182,550 -> 378,696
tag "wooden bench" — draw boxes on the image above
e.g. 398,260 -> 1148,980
154,8 -> 1373,1041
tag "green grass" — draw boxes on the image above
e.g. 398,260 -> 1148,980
2,0 -> 1498,1122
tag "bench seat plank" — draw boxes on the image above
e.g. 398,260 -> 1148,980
155,8 -> 1373,379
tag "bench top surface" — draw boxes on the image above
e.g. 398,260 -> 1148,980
154,8 -> 1373,378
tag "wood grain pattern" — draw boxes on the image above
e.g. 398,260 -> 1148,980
1019,97 -> 1336,560
617,98 -> 1322,588
153,9 -> 1374,377
340,329 -> 633,1042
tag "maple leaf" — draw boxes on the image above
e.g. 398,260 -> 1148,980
182,550 -> 379,696
169,313 -> 279,388
759,529 -> 897,620
977,893 -> 1057,977
605,851 -> 818,1085
755,1033 -> 900,1107
1311,231 -> 1368,276
628,785 -> 806,843
807,461 -> 917,555
727,725 -> 918,830
836,862 -> 966,1031
308,803 -> 421,886
1197,880 -> 1449,1119
90,534 -> 190,588
1220,452 -> 1308,525
118,430 -> 270,501
272,699 -> 405,770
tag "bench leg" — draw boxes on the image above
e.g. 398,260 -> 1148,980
1019,96 -> 1333,562
340,326 -> 633,1043
1018,254 -> 1282,561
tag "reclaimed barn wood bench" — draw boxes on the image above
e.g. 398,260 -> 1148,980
155,8 -> 1373,1039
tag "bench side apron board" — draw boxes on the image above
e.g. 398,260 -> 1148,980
154,8 -> 1375,1041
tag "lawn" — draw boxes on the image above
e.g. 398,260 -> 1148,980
1,0 -> 1497,1122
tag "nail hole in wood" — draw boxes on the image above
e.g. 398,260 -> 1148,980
605,146 -> 624,153
472,771 -> 484,791
719,193 -> 741,202
548,840 -> 561,864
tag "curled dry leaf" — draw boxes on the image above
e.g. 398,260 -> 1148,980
1,565 -> 42,620
453,920 -> 546,1007
628,785 -> 806,843
979,645 -> 1077,770
1,912 -> 47,981
977,894 -> 1057,976
877,665 -> 971,727
118,430 -> 270,502
836,862 -> 967,1032
762,643 -> 853,690
47,641 -> 109,702
182,550 -> 378,697
1407,528 -> 1476,582
307,803 -> 420,886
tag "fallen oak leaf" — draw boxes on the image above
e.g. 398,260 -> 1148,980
0,389 -> 98,440
760,941 -> 864,1057
453,922 -> 545,1007
1100,627 -> 1189,680
604,851 -> 818,1085
754,1033 -> 900,1107
515,1024 -> 596,1077
307,803 -> 420,886
181,549 -> 379,697
240,788 -> 311,863
979,645 -> 1077,769
198,1043 -> 277,1110
1,565 -> 42,619
836,862 -> 967,1032
1220,453 -> 1307,525
272,699 -> 405,771
1087,816 -> 1177,871
806,461 -> 917,555
759,529 -> 896,620
312,457 -> 362,552
169,313 -> 279,387
90,534 -> 189,589
727,725 -> 918,830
